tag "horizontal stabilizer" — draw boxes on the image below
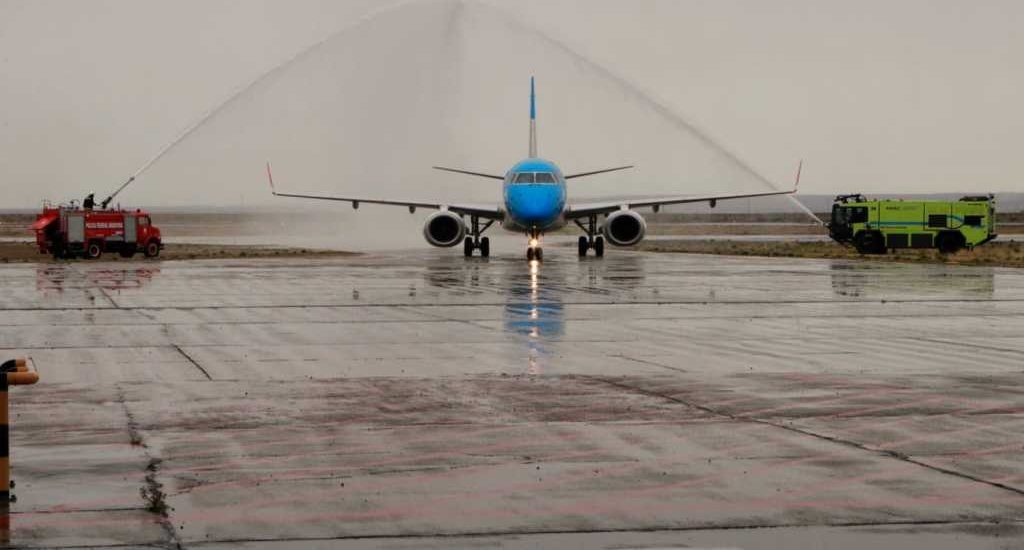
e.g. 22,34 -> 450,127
432,166 -> 505,180
564,165 -> 634,179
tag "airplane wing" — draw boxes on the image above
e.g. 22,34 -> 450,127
566,188 -> 796,218
266,164 -> 504,220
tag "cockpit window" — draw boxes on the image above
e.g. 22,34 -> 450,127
535,172 -> 556,184
513,172 -> 535,184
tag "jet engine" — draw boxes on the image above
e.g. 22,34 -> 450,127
423,211 -> 466,247
602,210 -> 647,246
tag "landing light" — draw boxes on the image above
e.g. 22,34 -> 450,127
529,238 -> 539,247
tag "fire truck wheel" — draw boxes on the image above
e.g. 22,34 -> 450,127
144,241 -> 161,258
936,233 -> 963,255
854,231 -> 885,255
85,242 -> 103,260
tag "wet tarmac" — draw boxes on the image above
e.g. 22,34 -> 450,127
1,250 -> 1024,548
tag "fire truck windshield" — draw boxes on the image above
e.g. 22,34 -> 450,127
833,206 -> 867,225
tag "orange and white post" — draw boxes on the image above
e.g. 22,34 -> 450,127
0,357 -> 39,543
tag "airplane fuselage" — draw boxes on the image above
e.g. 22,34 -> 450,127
501,158 -> 567,233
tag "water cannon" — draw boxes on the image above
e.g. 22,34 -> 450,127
834,194 -> 866,204
100,176 -> 136,210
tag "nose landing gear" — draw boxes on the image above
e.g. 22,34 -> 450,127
526,230 -> 543,262
574,215 -> 604,257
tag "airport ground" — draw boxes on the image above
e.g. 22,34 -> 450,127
1,248 -> 1024,549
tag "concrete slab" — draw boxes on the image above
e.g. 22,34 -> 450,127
1,251 -> 1024,548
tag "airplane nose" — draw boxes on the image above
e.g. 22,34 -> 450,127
509,186 -> 562,223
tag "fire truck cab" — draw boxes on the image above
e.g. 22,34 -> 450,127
33,204 -> 163,260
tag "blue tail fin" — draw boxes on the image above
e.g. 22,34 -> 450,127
529,77 -> 537,158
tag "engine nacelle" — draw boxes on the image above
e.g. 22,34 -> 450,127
423,211 -> 466,247
602,209 -> 647,246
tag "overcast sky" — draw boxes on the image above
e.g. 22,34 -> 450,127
1,0 -> 1022,209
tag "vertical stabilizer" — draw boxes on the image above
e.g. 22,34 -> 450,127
529,77 -> 537,158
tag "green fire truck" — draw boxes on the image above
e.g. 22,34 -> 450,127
828,194 -> 997,254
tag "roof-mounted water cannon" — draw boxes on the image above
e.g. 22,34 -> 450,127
99,176 -> 137,210
835,194 -> 866,204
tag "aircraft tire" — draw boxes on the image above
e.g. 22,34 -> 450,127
463,237 -> 474,257
480,237 -> 490,258
595,236 -> 605,257
578,236 -> 588,257
535,247 -> 543,262
527,247 -> 535,261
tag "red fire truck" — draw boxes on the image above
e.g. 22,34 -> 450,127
33,203 -> 163,260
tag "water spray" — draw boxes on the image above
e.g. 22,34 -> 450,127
99,0 -> 422,209
476,1 -> 822,224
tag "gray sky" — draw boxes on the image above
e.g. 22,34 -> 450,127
1,0 -> 1022,209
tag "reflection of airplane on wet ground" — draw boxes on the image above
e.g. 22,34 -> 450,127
269,78 -> 797,260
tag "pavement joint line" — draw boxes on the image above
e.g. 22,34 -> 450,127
0,338 -> 635,352
587,375 -> 1024,501
7,311 -> 1024,325
611,354 -> 689,374
114,385 -> 183,550
7,540 -> 165,544
172,345 -> 212,381
392,304 -> 503,333
94,286 -> 120,310
7,296 -> 1024,312
919,336 -> 1024,357
179,518 -> 1023,546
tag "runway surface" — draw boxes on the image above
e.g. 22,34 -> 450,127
1,250 -> 1023,548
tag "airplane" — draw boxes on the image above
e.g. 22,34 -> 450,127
267,77 -> 798,261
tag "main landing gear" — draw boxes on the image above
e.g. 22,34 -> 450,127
573,215 -> 604,257
463,215 -> 494,258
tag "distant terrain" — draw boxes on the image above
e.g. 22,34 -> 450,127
3,206 -> 1023,265
4,209 -> 1023,239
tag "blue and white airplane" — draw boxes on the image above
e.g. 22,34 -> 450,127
268,78 -> 797,260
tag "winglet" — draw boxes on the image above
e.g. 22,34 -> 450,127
794,159 -> 803,192
266,162 -> 277,195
